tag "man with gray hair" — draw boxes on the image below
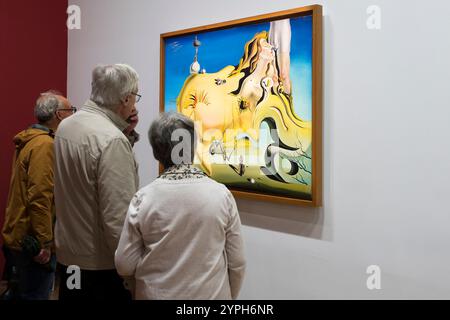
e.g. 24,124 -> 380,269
53,64 -> 141,300
2,91 -> 74,300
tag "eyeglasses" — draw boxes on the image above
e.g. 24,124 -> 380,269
131,92 -> 142,103
57,106 -> 77,113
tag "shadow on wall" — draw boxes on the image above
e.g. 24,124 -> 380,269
236,198 -> 330,241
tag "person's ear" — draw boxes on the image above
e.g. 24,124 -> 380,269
121,95 -> 130,105
55,110 -> 63,121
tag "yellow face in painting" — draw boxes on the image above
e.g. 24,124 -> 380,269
194,97 -> 226,130
177,65 -> 239,140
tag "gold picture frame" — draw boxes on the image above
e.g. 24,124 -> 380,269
160,5 -> 323,207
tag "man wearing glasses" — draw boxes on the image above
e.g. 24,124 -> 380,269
53,64 -> 141,300
2,91 -> 74,300
123,92 -> 141,146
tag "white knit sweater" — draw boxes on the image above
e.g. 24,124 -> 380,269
115,174 -> 246,300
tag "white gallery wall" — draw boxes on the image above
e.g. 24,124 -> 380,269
67,0 -> 450,299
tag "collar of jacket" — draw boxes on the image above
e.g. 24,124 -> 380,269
30,123 -> 54,137
159,164 -> 207,180
82,99 -> 129,132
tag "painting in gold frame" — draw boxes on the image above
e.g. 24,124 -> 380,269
160,5 -> 322,206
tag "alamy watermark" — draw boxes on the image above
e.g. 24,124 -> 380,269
166,125 -> 299,170
366,265 -> 382,290
367,5 -> 382,30
66,265 -> 81,290
67,5 -> 81,30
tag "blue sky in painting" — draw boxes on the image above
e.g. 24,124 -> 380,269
164,15 -> 312,120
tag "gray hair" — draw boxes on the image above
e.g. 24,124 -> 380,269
90,64 -> 139,109
149,112 -> 197,169
34,91 -> 64,123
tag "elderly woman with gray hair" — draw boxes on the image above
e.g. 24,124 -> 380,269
115,112 -> 246,300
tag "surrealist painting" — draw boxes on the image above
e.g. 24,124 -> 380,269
161,5 -> 322,206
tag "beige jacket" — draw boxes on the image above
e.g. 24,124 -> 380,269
115,171 -> 246,300
54,100 -> 138,270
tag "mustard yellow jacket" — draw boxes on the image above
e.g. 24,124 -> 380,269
2,127 -> 55,251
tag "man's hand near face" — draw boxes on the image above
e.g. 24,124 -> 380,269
124,111 -> 139,135
123,111 -> 140,146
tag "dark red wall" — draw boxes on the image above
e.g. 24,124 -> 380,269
0,0 -> 68,277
